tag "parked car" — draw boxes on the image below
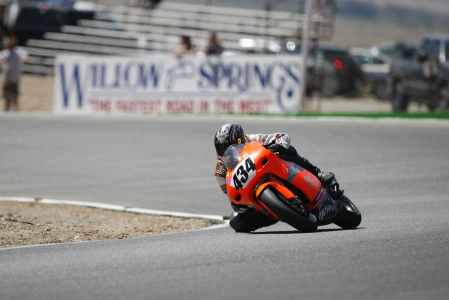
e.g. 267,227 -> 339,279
387,34 -> 449,111
284,42 -> 365,97
312,43 -> 365,97
350,47 -> 392,100
228,39 -> 338,97
371,41 -> 417,60
229,39 -> 365,98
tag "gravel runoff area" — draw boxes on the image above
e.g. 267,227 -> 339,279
0,201 -> 219,249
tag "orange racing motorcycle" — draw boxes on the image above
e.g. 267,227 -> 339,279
223,141 -> 361,232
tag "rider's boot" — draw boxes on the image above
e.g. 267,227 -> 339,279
317,171 -> 335,187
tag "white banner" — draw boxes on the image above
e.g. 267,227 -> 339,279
53,54 -> 303,114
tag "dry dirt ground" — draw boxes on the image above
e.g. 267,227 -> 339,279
19,75 -> 54,112
0,201 -> 218,249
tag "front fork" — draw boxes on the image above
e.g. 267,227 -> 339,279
327,177 -> 345,200
314,176 -> 344,225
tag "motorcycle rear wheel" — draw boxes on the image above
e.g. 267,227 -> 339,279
333,195 -> 361,229
259,187 -> 318,233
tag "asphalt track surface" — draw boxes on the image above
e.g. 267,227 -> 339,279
1,114 -> 448,300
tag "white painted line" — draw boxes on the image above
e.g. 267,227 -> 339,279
197,221 -> 230,230
0,197 -> 225,222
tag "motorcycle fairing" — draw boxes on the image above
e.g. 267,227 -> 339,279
226,142 -> 329,214
315,192 -> 341,222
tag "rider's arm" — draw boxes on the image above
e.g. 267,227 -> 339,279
247,133 -> 291,152
214,158 -> 248,213
214,158 -> 227,194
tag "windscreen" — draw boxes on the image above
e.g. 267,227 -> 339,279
221,144 -> 245,170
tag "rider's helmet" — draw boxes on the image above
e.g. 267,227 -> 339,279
214,123 -> 244,157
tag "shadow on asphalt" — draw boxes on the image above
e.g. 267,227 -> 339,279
249,227 -> 365,235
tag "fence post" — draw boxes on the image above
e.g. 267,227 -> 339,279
299,0 -> 313,113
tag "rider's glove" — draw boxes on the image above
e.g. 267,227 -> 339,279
266,143 -> 288,154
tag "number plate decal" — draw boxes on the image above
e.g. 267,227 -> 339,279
228,156 -> 257,190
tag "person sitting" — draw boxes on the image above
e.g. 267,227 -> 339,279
172,35 -> 197,59
203,31 -> 224,56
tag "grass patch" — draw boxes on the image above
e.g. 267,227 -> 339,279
268,111 -> 449,119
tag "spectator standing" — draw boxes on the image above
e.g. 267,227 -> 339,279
172,35 -> 197,58
0,38 -> 29,111
203,31 -> 224,56
135,0 -> 162,9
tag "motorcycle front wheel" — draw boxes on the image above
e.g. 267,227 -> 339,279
259,187 -> 318,233
333,195 -> 362,229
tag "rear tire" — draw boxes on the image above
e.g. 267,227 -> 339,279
333,195 -> 361,229
259,187 -> 318,232
372,80 -> 389,100
436,85 -> 449,110
392,81 -> 409,112
322,77 -> 338,98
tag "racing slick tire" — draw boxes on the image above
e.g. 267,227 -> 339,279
333,195 -> 362,229
259,187 -> 318,233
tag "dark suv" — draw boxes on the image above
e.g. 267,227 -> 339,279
387,34 -> 449,111
310,43 -> 365,97
284,42 -> 365,97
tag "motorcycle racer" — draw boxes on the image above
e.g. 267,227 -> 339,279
214,123 -> 335,232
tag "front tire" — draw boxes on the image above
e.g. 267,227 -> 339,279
333,195 -> 361,229
259,187 -> 318,232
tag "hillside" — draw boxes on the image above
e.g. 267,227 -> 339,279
338,0 -> 449,31
331,0 -> 449,47
346,0 -> 449,15
329,16 -> 431,48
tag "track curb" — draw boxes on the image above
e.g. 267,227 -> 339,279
0,197 -> 225,222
